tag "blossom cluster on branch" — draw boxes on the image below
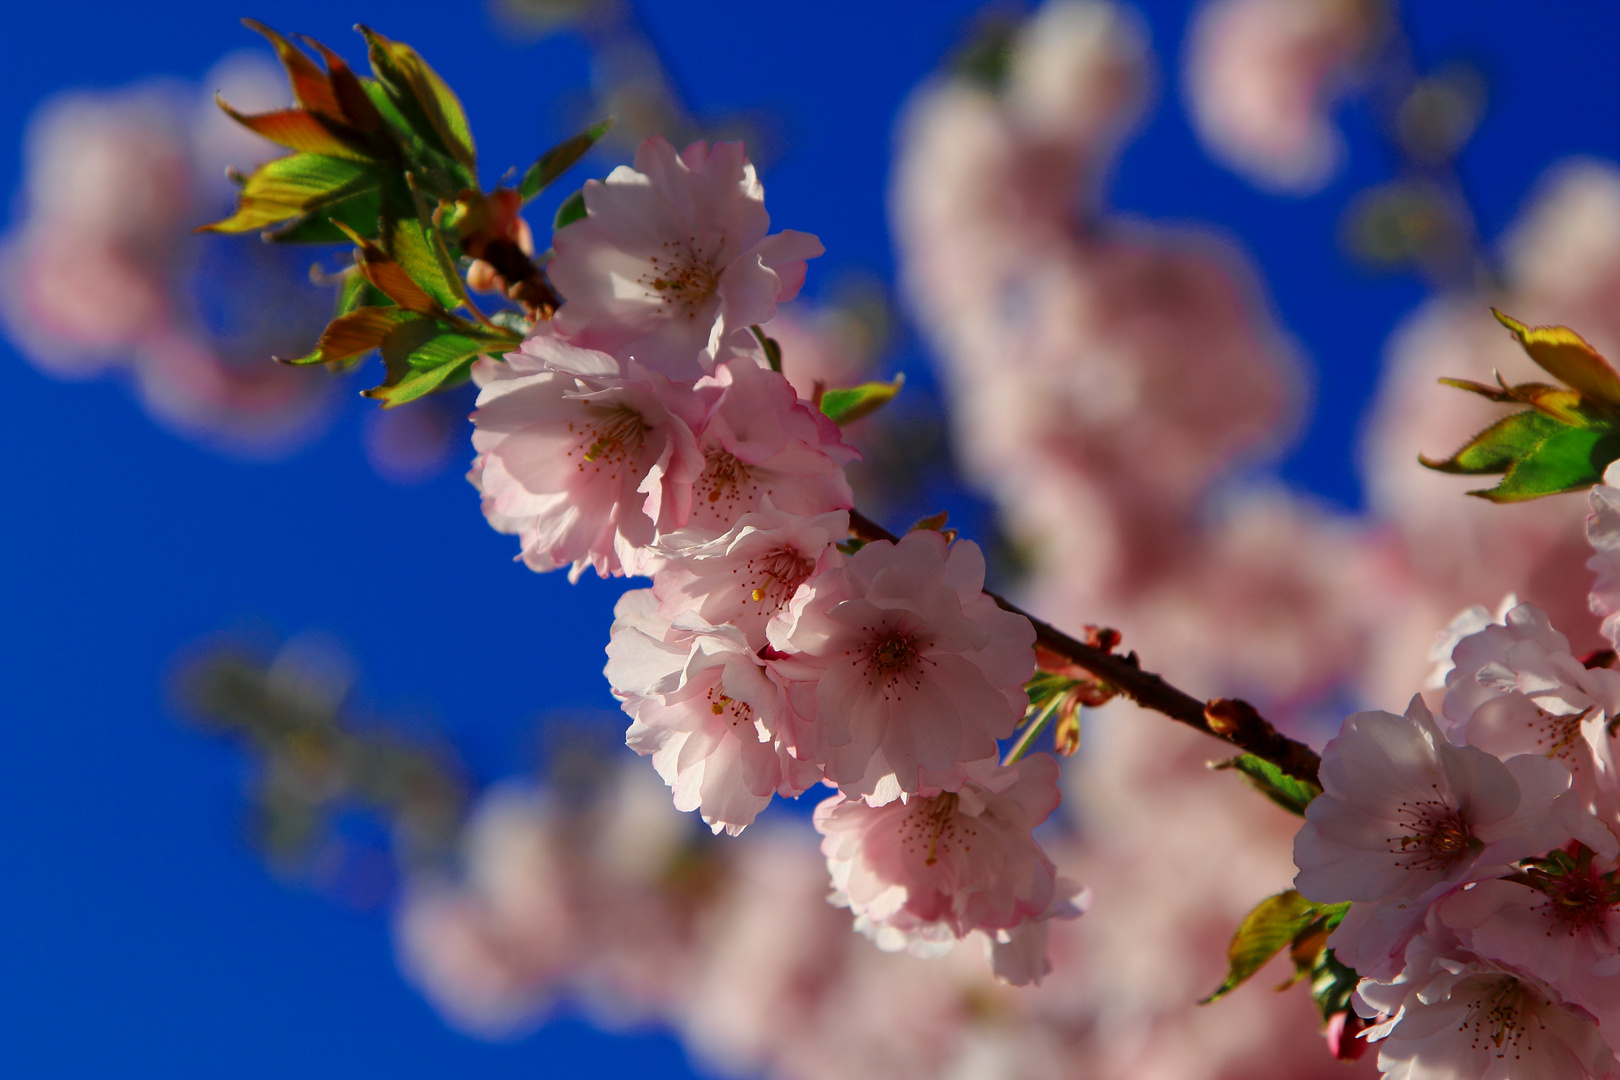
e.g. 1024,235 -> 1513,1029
465,132 -> 1084,983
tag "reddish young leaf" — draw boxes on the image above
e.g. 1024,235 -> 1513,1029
1495,308 -> 1620,408
213,99 -> 373,162
300,35 -> 386,132
331,221 -> 439,314
242,19 -> 343,120
284,306 -> 418,367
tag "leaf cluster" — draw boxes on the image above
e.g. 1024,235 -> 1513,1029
1423,309 -> 1620,500
1202,889 -> 1351,1013
204,20 -> 612,405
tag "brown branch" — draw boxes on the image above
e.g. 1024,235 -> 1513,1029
848,509 -> 1322,786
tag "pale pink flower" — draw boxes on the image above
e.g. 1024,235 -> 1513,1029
768,530 -> 1035,801
1356,920 -> 1618,1080
548,135 -> 823,378
604,589 -> 820,834
1295,696 -> 1572,976
394,786 -> 580,1036
467,332 -> 706,580
678,358 -> 856,540
651,503 -> 847,649
814,753 -> 1086,986
1440,878 -> 1620,1033
1441,601 -> 1620,797
1589,465 -> 1620,649
1185,0 -> 1381,194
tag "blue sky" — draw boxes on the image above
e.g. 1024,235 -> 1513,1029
3,2 -> 1620,1077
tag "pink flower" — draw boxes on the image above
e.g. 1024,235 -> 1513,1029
1589,465 -> 1620,649
1440,600 -> 1620,803
1184,0 -> 1380,194
548,135 -> 823,378
768,530 -> 1036,802
679,358 -> 856,540
604,589 -> 820,835
813,753 -> 1087,986
651,503 -> 848,649
1440,877 -> 1620,1033
1295,696 -> 1573,977
468,331 -> 706,581
1356,918 -> 1618,1080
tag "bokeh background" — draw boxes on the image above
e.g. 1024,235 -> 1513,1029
5,1 -> 1620,1076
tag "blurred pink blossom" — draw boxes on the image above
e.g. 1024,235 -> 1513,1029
1184,0 -> 1382,193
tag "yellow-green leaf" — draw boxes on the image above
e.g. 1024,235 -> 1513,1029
332,221 -> 439,313
518,118 -> 613,202
1495,309 -> 1620,408
1202,891 -> 1341,1004
1420,409 -> 1568,475
201,153 -> 380,235
366,325 -> 512,407
820,375 -> 904,425
1213,755 -> 1322,817
284,306 -> 419,367
357,26 -> 476,178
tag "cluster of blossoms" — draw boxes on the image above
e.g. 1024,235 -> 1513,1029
467,134 -> 1083,983
1291,465 -> 1620,1077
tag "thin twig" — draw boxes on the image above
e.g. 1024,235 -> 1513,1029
848,509 -> 1323,785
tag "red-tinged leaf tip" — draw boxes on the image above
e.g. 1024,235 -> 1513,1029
241,18 -> 345,121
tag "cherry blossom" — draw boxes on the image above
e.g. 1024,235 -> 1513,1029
1440,600 -> 1620,798
1184,0 -> 1381,194
548,135 -> 823,378
650,503 -> 848,648
1440,877 -> 1620,1034
768,529 -> 1036,802
1356,918 -> 1618,1080
467,331 -> 707,580
1590,464 -> 1620,649
605,589 -> 821,835
1295,696 -> 1573,976
679,358 -> 857,539
813,753 -> 1086,986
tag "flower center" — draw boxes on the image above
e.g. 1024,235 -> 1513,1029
705,686 -> 752,730
642,236 -> 720,319
1459,977 -> 1542,1059
743,547 -> 815,609
1389,797 -> 1476,871
567,406 -> 647,476
1528,705 -> 1591,764
852,628 -> 936,701
899,793 -> 973,867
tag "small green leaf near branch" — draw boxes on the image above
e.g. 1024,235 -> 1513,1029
1202,890 -> 1348,1004
820,375 -> 904,425
1212,754 -> 1322,817
519,118 -> 613,203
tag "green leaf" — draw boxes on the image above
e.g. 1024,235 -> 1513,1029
335,268 -> 392,317
1422,409 -> 1568,476
1214,754 -> 1322,817
266,184 -> 381,243
202,153 -> 381,235
366,323 -> 514,407
553,189 -> 587,231
1477,425 -> 1620,502
356,26 -> 476,184
518,118 -> 613,202
750,325 -> 783,372
332,221 -> 439,314
374,178 -> 462,312
820,375 -> 904,425
1311,949 -> 1361,1022
1202,891 -> 1343,1004
285,305 -> 419,367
